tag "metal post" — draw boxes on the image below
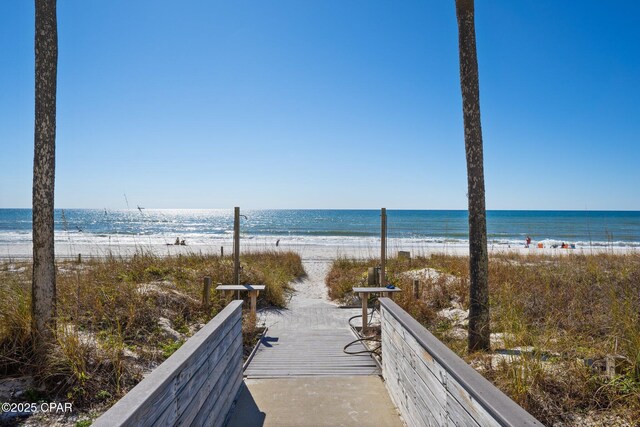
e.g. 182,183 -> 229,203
220,246 -> 224,258
233,207 -> 240,286
381,208 -> 387,286
361,292 -> 368,334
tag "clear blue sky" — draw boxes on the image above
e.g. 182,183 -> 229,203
1,1 -> 638,210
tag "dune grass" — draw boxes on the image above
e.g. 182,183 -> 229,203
0,250 -> 303,413
326,252 -> 640,424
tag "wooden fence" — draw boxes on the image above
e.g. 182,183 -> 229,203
380,298 -> 542,427
93,300 -> 244,427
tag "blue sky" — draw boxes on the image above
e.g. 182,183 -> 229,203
1,1 -> 638,210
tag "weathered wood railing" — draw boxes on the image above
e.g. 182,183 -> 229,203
93,300 -> 244,427
380,298 -> 542,426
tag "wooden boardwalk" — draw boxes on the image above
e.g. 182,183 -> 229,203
245,302 -> 379,377
229,261 -> 401,426
94,258 -> 538,426
244,260 -> 380,378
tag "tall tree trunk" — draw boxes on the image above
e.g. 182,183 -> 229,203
32,0 -> 57,349
455,0 -> 490,352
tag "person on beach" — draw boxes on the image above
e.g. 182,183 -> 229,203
175,237 -> 180,245
525,236 -> 531,248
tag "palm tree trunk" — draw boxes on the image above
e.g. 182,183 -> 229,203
455,0 -> 490,352
32,0 -> 57,348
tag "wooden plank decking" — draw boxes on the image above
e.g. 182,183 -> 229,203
244,302 -> 380,378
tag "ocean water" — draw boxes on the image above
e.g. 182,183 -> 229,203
0,209 -> 639,249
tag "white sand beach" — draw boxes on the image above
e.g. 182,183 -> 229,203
1,238 -> 635,261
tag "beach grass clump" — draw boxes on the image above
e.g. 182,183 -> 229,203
326,252 -> 640,424
472,253 -> 640,424
0,250 -> 303,412
325,257 -> 379,301
241,251 -> 304,307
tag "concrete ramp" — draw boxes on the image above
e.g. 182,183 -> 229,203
227,376 -> 403,427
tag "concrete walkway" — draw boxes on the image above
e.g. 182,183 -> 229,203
227,377 -> 403,427
227,260 -> 403,426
